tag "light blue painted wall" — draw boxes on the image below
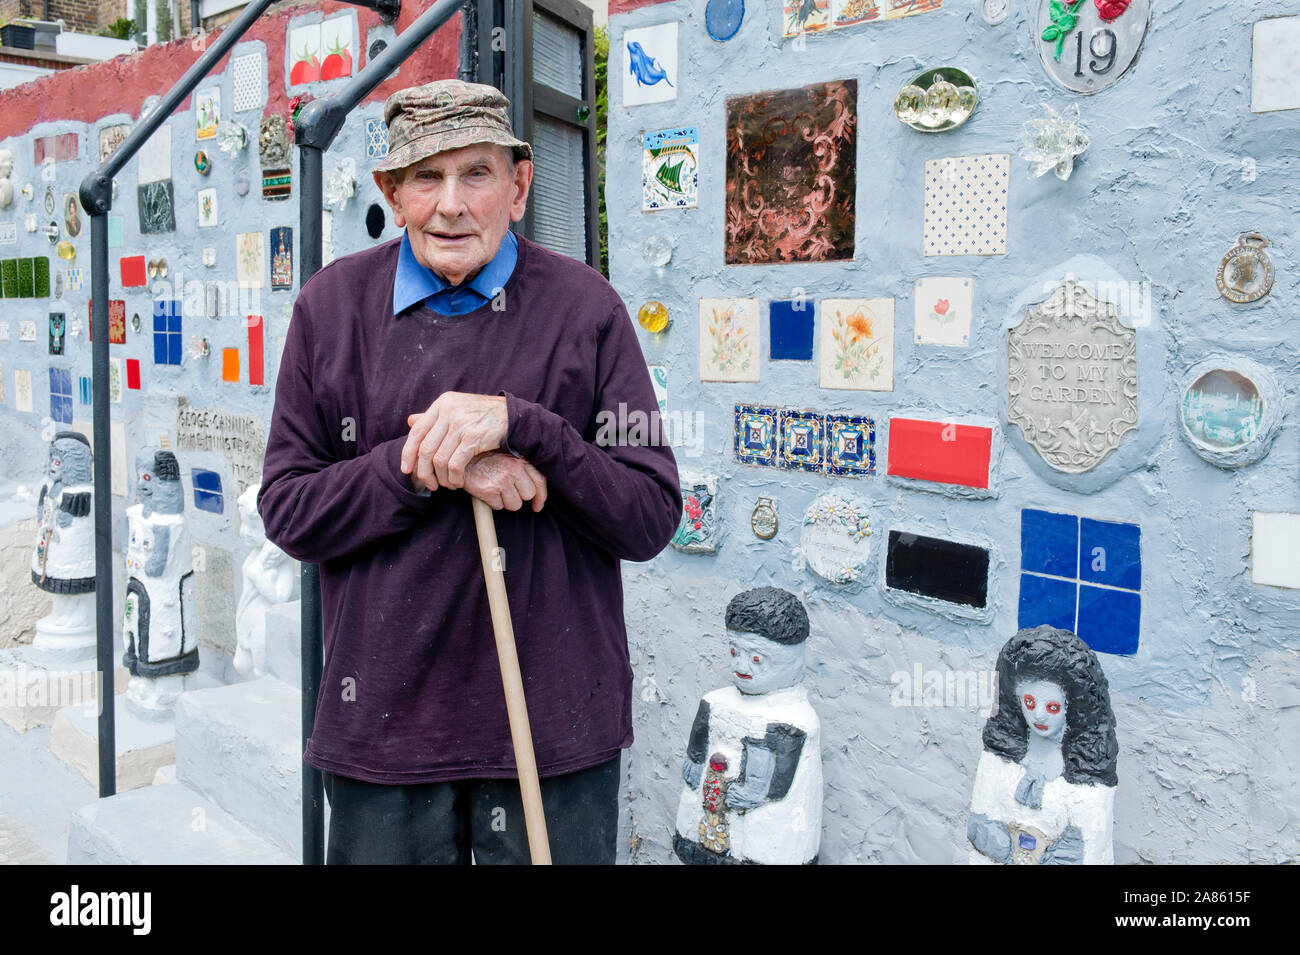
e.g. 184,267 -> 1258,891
609,0 -> 1299,863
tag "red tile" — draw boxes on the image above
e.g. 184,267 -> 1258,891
887,417 -> 992,489
126,358 -> 141,390
247,315 -> 264,386
120,255 -> 147,287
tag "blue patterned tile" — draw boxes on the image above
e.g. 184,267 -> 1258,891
366,119 -> 389,160
734,404 -> 777,467
778,409 -> 823,472
824,413 -> 875,476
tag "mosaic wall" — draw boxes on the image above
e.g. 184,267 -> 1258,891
0,0 -> 458,664
609,0 -> 1300,863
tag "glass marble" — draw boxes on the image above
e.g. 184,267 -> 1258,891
637,300 -> 670,334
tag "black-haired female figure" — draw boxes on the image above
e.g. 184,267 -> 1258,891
967,626 -> 1118,864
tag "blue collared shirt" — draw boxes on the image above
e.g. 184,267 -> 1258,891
392,228 -> 518,317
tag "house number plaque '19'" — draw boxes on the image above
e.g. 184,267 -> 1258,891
1036,0 -> 1151,95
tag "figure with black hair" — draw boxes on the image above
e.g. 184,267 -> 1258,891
31,431 -> 96,653
123,448 -> 197,714
967,625 -> 1119,864
673,586 -> 822,864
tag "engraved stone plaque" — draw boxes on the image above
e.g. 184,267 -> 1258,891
1007,281 -> 1137,473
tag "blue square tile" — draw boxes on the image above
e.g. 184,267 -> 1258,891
168,300 -> 182,318
167,333 -> 182,366
769,300 -> 814,361
154,332 -> 168,365
51,395 -> 73,424
1076,584 -> 1140,655
1021,509 -> 1078,578
191,468 -> 222,494
1018,572 -> 1076,632
193,489 -> 224,514
1079,518 -> 1140,591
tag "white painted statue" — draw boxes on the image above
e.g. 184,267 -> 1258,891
30,432 -> 96,654
673,587 -> 822,865
122,448 -> 196,714
234,483 -> 296,679
967,625 -> 1119,865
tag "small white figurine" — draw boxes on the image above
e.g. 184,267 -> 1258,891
234,483 -> 296,679
30,432 -> 96,654
967,625 -> 1119,865
122,449 -> 196,714
673,587 -> 822,865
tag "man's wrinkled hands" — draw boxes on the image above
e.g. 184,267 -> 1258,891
412,451 -> 547,512
401,392 -> 508,490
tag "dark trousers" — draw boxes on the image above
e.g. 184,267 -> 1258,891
323,754 -> 621,865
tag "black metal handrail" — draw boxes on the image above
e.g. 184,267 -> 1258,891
77,0 -> 279,803
294,0 -> 473,865
73,0 -> 429,853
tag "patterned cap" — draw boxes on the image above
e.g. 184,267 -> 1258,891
372,79 -> 533,173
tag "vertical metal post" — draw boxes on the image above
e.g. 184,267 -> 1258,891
89,206 -> 116,798
298,143 -> 326,867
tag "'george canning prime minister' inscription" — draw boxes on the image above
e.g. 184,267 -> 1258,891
1007,281 -> 1137,473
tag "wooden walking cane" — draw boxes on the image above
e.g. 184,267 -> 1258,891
471,496 -> 553,865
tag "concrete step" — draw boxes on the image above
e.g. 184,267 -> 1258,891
174,676 -> 302,857
265,600 -> 301,689
0,645 -> 130,732
67,781 -> 295,864
0,712 -> 96,864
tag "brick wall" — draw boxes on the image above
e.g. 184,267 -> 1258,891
1,0 -> 128,33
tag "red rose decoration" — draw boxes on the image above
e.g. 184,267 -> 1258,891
1094,0 -> 1130,22
934,298 -> 949,315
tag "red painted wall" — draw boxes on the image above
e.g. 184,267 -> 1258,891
608,0 -> 675,16
0,0 -> 461,142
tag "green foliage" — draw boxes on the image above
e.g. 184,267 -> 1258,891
155,0 -> 172,42
594,24 -> 608,277
132,0 -> 146,44
99,17 -> 136,40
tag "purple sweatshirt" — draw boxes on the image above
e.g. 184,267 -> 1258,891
258,234 -> 681,783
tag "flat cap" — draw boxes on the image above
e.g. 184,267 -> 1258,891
372,78 -> 533,173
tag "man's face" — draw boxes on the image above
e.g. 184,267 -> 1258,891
374,143 -> 533,287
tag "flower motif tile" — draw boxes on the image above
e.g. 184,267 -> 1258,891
670,473 -> 717,554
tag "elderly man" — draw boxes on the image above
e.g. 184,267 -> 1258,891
259,80 -> 681,864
